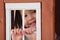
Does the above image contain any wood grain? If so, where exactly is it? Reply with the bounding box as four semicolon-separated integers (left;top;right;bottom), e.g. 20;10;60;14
0;0;4;40
42;0;55;40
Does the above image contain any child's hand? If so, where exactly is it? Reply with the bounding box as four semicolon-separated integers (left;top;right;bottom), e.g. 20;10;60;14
24;27;36;40
11;28;22;40
24;26;36;34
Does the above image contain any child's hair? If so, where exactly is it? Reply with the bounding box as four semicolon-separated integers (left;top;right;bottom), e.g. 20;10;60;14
11;10;22;29
14;10;22;28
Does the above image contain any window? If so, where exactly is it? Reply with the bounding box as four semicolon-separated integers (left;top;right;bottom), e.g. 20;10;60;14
5;3;41;40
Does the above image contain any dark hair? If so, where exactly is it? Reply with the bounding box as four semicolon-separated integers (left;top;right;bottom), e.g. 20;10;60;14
14;10;22;28
11;10;22;29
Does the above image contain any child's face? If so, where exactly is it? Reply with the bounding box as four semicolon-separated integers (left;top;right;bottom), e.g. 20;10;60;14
24;10;36;28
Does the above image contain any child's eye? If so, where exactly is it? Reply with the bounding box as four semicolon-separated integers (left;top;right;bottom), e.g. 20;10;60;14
25;15;27;17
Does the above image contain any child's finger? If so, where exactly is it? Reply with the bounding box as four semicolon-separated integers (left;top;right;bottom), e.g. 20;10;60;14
19;29;22;35
24;28;32;34
11;29;14;35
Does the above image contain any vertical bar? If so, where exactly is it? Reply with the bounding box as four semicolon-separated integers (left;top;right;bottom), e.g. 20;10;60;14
6;10;11;40
22;10;24;40
36;9;41;40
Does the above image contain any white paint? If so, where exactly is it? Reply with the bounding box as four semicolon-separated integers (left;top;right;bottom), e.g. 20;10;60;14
5;3;41;40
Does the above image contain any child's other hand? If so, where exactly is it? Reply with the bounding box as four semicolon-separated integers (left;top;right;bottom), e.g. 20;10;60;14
24;26;36;34
24;27;36;40
11;28;22;40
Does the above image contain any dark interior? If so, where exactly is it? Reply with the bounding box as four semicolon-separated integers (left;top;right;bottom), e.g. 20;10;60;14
55;0;60;36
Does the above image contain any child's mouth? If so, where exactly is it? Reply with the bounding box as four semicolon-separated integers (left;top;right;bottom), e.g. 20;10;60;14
24;20;36;28
29;20;36;27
